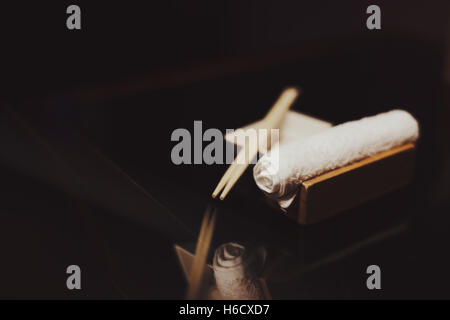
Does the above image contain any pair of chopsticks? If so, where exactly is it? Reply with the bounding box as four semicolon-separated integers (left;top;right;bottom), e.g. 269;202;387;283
212;87;300;200
186;205;217;299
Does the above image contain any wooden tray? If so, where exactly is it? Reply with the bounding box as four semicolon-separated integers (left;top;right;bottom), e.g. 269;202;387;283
282;143;416;225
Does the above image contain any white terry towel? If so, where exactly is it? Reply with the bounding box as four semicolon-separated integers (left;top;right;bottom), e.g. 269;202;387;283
253;109;419;209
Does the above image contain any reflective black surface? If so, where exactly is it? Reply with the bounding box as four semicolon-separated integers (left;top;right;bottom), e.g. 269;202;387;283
0;1;449;299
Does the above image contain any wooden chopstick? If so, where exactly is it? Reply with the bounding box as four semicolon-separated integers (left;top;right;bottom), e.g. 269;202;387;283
186;206;217;299
212;87;299;200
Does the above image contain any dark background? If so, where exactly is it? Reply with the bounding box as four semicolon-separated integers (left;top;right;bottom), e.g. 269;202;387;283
0;1;449;298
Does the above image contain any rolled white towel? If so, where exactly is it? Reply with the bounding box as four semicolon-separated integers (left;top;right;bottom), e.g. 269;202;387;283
253;109;419;209
213;242;265;300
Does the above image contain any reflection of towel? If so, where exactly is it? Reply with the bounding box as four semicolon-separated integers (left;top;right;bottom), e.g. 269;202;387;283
213;243;265;300
254;109;419;209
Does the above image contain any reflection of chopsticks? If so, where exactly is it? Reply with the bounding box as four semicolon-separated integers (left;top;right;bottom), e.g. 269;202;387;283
186;205;217;299
212;87;300;200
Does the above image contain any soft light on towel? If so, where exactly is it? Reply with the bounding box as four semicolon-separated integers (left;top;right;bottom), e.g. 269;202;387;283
253;109;419;209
